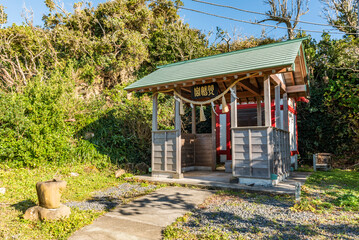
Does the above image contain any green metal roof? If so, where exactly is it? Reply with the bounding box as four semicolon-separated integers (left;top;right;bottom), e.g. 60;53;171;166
125;37;307;91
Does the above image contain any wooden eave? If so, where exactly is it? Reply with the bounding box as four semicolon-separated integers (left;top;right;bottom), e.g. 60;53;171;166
129;43;309;102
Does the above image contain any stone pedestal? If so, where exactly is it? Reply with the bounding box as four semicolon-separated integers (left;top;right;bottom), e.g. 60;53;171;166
24;204;71;221
24;179;71;221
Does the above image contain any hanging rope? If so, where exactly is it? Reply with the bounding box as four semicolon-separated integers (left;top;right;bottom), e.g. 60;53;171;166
172;73;258;105
157;73;259;120
211;102;218;116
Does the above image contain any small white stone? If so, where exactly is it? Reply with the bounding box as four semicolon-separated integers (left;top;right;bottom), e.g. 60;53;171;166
0;187;5;194
84;132;94;140
70;172;79;177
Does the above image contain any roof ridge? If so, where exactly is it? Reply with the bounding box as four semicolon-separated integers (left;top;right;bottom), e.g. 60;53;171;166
158;37;308;69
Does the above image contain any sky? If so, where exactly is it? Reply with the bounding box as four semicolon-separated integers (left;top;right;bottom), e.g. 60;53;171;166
0;0;344;41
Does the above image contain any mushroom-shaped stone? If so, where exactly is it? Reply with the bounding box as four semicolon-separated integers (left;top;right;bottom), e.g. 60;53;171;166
36;179;67;209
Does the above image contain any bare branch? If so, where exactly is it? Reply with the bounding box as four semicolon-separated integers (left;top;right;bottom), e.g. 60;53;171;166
321;0;358;35
261;0;309;39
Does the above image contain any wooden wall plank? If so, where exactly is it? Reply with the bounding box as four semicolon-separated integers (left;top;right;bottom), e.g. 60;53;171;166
194;134;214;166
248;129;252;177
164;132;168;171
181;134;195;167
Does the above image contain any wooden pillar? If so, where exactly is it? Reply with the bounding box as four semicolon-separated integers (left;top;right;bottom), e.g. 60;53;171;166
283;93;289;174
275;85;281;129
174;89;182;178
151;93;158;176
192;107;196;134
211;109;216;171
256;97;262;126
152;93;158;131
264;76;271;126
283;93;289;131
230;85;237;128
230;86;237;177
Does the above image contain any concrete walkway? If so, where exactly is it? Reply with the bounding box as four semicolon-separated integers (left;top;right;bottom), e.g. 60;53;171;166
69;187;213;240
136;171;311;195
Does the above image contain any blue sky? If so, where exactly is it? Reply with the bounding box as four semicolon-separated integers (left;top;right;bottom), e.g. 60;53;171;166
1;0;343;41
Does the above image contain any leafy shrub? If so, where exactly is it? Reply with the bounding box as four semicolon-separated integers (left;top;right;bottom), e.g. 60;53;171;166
334;192;359;211
0;73;76;167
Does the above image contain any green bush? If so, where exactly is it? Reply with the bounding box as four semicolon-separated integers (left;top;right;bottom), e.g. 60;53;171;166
0;73;76;167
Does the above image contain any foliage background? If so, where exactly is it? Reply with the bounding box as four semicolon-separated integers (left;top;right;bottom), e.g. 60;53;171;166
0;0;357;169
298;34;358;166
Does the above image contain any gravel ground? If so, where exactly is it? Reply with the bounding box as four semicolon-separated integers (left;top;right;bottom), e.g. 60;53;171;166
166;192;359;240
65;182;158;211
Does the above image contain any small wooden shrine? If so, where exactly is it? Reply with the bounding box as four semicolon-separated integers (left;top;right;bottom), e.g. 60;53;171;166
125;38;309;186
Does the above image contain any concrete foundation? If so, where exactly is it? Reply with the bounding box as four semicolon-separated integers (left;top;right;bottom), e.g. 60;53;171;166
137;171;312;195
151;172;183;179
238;178;275;186
182;166;212;172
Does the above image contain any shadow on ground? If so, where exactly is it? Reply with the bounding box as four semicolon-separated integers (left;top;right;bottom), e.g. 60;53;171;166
117;191;196;216
11;199;36;213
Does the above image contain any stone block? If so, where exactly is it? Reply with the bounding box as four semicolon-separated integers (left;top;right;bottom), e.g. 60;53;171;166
135;162;150;174
36;180;67;209
115;169;126;178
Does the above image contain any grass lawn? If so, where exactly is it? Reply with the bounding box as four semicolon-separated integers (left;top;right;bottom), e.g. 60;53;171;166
0;163;146;239
294;169;359;212
1;166;358;239
163;169;359;240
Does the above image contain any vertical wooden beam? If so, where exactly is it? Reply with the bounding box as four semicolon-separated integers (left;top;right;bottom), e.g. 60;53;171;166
230;86;237;128
275;85;281;129
264;76;271;126
152;93;158;131
191;106;196;167
192;107;196;134
230;86;237;177
151;93;158;175
283;93;289;131
174;89;182;178
283;93;289;175
256;97;262;126
211;110;217;171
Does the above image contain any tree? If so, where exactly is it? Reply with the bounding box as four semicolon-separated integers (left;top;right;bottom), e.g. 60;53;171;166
297;33;359;165
260;0;309;39
138;0;214;76
214;28;284;53
0;4;7;28
321;0;358;36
